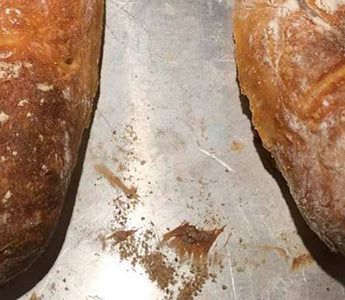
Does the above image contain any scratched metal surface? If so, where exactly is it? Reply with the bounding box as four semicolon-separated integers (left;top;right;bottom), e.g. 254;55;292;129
14;0;345;299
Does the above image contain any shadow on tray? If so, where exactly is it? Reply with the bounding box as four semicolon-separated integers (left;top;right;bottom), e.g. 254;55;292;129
240;93;345;286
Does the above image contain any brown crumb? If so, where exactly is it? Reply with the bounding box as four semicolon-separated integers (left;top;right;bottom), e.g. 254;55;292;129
98;234;107;251
163;222;224;263
94;165;138;199
117;234;138;263
177;177;183;182
177;263;209;300
231;141;244;152
222;284;227;290
107;230;137;247
29;292;42;300
115;229;177;292
118;163;126;171
291;253;314;271
140;252;177;290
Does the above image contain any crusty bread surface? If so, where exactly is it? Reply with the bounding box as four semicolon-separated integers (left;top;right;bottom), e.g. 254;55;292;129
234;0;345;253
0;0;103;283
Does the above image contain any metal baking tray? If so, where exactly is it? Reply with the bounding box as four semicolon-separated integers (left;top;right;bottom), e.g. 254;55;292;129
1;0;345;299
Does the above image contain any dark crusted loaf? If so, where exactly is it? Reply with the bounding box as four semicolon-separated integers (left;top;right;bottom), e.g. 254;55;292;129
0;0;103;283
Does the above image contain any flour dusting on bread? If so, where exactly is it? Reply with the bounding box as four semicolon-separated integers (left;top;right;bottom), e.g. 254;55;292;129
314;0;344;13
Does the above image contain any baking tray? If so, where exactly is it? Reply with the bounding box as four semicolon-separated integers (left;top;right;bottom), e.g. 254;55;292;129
1;0;345;299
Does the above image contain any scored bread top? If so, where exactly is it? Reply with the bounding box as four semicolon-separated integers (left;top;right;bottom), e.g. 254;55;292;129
234;0;345;252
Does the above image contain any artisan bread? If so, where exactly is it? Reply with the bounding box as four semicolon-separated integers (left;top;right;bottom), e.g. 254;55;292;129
233;0;345;253
0;1;103;283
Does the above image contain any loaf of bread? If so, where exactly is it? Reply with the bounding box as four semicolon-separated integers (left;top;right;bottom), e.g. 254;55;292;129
234;0;345;253
0;1;103;283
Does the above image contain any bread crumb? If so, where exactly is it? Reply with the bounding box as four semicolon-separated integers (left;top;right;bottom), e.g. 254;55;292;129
231;141;244;152
291;253;314;271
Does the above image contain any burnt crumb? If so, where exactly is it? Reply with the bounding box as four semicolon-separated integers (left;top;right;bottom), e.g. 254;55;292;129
222;284;227;290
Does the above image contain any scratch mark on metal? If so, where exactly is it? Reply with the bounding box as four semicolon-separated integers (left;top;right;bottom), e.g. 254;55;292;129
59;247;72;259
98;109;116;133
105;23;124;46
226;245;238;300
114;2;148;32
146;70;163;93
302;269;309;300
223;231;232;248
198;147;235;173
248;266;256;300
237;206;255;240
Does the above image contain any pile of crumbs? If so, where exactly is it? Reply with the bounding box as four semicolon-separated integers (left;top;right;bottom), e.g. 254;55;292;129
99;217;225;299
95;126;226;299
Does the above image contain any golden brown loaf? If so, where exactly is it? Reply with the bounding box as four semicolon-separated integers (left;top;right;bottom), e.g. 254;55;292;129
0;1;103;283
233;0;345;253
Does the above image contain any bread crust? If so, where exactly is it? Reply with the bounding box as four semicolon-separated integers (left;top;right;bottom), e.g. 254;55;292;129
234;0;345;253
0;0;103;283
